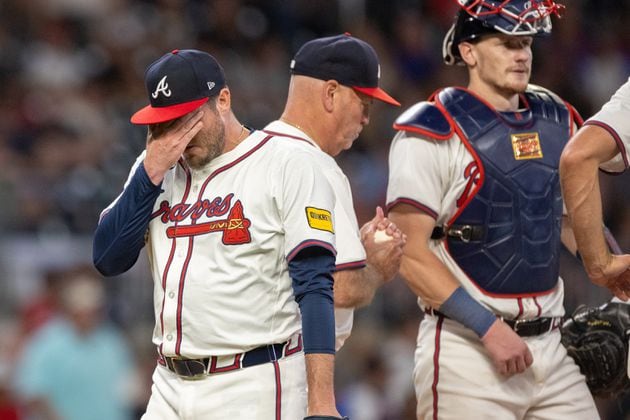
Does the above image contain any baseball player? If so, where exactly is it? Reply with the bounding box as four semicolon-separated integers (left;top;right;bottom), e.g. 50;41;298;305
560;77;630;299
386;1;600;418
262;34;406;352
93;49;344;419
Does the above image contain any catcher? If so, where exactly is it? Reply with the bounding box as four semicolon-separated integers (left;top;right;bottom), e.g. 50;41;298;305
386;0;601;418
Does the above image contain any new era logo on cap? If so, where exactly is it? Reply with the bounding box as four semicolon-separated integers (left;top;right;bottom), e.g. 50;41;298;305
290;33;400;106
131;49;226;125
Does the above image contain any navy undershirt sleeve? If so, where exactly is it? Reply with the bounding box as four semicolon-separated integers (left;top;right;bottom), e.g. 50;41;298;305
93;162;162;276
288;247;336;355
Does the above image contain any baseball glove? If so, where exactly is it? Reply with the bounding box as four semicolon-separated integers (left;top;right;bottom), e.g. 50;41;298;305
561;302;630;398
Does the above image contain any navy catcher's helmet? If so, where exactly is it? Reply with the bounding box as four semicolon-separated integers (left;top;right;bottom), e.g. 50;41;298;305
443;0;564;65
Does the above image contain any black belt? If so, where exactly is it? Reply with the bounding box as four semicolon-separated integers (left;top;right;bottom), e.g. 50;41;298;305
431;225;485;242
160;334;302;378
502;317;561;337
425;308;560;337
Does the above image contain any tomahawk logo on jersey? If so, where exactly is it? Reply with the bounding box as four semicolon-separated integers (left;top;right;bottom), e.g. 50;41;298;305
157;195;252;245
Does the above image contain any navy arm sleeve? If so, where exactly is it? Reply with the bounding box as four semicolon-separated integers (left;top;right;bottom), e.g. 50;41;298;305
288;246;336;355
93;162;162;276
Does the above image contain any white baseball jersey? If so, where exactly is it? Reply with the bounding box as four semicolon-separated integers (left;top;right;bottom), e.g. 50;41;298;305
103;129;336;358
387;129;565;320
584;76;630;173
264;120;366;350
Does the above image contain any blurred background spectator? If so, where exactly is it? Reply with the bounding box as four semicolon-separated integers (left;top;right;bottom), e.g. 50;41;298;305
11;265;141;420
13;266;138;420
0;1;628;418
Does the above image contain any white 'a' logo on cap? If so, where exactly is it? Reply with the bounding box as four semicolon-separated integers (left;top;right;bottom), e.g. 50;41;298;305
377;64;381;80
152;76;172;99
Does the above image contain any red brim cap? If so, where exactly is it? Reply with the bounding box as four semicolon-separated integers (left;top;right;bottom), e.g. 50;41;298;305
353;86;400;107
130;97;209;125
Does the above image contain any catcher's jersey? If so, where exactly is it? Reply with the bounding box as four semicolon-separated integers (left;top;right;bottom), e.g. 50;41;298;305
387;100;567;320
585;76;630;173
264;121;366;350
105;130;336;358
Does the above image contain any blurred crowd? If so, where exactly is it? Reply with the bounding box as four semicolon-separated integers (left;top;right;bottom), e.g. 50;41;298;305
1;0;630;419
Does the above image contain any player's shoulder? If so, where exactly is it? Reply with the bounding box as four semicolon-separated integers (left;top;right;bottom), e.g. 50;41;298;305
264;131;317;155
611;77;630;99
393;88;454;141
256;130;328;172
263;128;333;160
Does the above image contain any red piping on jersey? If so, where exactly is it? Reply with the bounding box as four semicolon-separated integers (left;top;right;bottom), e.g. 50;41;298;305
432;316;444;420
159;160;191;357
274;360;282;420
285;334;303;356
335;260;367;271
175;236;194;354
170;136;274;355
392;87;453;141
516;298;524;319
583;120;629;171
209;354;242;373
392;122;453;140
159;241;177;356
197;135;275;194
262;129;314;146
386;197;439;220
533;296;542;317
434;90;486;225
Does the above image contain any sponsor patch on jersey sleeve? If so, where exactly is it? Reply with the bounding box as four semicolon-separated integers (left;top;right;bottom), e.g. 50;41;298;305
305;207;334;233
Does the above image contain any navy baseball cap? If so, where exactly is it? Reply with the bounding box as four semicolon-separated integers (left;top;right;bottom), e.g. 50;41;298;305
131;49;226;125
290;33;400;106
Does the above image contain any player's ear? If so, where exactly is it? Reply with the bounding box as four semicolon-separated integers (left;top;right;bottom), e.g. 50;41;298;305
322;80;339;113
215;87;231;113
459;42;477;66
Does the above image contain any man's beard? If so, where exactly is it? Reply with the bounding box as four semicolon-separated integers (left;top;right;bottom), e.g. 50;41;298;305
186;118;226;169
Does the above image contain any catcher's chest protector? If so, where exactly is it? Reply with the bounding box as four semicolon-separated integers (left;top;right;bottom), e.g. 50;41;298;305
438;86;571;295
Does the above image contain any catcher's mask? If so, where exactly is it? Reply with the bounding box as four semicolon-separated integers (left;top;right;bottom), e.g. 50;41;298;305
442;0;564;66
